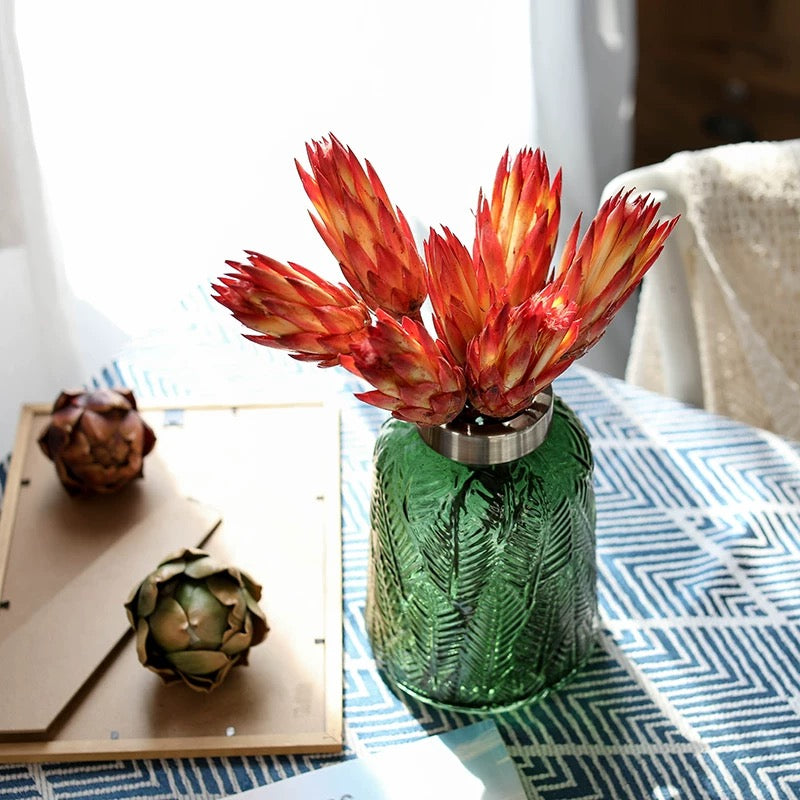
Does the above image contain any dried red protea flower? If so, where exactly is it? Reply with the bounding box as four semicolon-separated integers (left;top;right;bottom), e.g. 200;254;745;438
424;226;491;365
212;251;370;366
553;188;679;360
214;137;678;426
466;282;580;419
339;311;467;426
475;147;561;305
297;134;428;319
38;387;156;496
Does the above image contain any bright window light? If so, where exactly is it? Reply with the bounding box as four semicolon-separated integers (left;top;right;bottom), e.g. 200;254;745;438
15;1;533;336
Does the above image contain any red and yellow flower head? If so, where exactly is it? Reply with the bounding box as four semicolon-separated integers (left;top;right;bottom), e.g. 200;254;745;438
213;136;677;426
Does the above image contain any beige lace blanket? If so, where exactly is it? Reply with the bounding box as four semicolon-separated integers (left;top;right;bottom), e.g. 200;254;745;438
628;139;800;440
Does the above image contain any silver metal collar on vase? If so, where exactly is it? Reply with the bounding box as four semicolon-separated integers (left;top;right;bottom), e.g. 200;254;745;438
417;385;554;466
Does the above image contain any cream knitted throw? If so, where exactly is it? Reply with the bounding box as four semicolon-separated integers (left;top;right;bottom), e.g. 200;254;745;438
626;140;800;440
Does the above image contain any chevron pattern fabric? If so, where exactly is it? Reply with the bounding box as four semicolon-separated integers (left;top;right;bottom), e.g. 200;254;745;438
2;349;800;798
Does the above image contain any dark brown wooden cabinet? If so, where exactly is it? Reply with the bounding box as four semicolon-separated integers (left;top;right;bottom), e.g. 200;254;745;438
634;0;800;166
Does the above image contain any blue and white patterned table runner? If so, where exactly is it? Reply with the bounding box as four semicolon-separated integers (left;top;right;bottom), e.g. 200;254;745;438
2;321;799;799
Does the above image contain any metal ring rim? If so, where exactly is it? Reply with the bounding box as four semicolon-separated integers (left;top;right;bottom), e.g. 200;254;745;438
417;385;554;466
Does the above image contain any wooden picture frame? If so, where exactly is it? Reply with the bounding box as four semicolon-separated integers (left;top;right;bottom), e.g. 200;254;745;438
0;401;343;762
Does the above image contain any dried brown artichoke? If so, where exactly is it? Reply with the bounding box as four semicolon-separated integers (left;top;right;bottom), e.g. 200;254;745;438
38;387;156;496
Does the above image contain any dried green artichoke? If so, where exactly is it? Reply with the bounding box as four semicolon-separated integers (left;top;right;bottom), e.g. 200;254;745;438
38;387;156;496
125;548;269;692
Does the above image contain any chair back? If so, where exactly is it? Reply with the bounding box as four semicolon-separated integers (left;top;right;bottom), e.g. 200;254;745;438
603;141;800;439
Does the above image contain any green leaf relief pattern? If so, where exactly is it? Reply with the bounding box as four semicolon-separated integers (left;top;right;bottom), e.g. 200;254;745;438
366;396;598;712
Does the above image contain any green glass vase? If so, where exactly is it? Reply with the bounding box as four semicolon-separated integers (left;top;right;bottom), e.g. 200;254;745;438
365;389;598;713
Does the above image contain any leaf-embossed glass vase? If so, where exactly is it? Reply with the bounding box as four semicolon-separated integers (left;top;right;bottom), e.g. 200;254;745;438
366;387;598;713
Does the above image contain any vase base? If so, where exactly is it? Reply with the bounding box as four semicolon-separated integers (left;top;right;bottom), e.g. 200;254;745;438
377;638;598;716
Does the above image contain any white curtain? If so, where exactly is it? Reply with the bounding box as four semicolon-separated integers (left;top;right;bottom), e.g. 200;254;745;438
531;0;638;376
0;1;84;462
0;0;638;459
